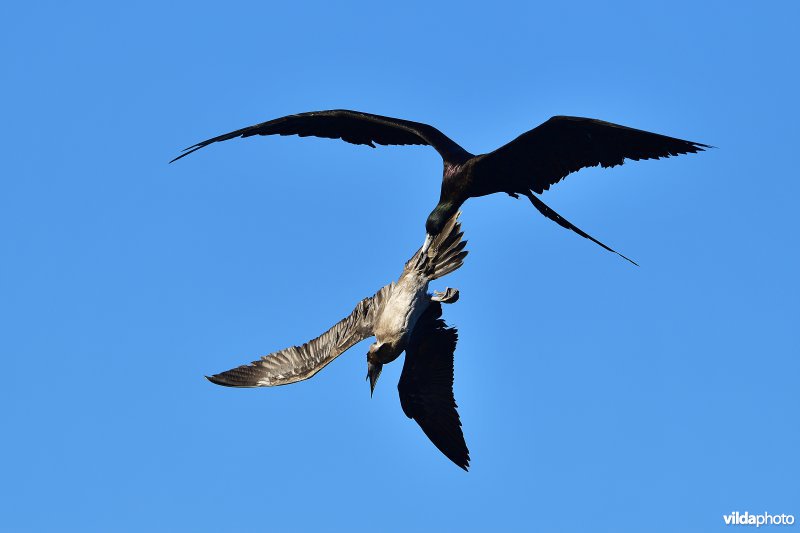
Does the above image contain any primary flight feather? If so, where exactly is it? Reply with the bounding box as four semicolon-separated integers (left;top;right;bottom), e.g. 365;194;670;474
173;109;708;264
207;213;470;470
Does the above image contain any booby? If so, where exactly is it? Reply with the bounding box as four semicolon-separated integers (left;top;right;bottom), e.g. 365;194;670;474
173;110;708;264
207;213;471;470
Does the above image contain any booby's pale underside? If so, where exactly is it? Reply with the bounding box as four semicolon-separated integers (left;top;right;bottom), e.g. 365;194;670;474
207;214;471;470
172;110;709;265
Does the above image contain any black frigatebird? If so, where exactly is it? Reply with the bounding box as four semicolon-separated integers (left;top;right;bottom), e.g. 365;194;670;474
172;110;708;264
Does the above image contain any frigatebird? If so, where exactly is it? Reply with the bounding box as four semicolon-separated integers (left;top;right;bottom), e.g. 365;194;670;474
207;213;471;470
172;110;708;264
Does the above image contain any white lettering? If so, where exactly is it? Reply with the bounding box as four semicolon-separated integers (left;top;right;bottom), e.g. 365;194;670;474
722;511;795;526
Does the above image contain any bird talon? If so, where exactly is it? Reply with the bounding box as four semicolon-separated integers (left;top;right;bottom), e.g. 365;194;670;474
432;287;460;303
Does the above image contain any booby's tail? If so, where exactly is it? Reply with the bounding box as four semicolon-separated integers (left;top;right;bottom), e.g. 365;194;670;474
407;212;468;280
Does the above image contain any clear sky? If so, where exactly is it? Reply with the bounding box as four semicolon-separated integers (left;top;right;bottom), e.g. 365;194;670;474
2;1;798;532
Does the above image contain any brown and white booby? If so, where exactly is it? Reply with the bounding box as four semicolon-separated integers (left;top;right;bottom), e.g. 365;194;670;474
207;213;470;470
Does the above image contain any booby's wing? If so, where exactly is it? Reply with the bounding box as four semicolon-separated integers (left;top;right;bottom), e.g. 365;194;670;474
398;302;469;471
207;285;392;388
171;109;469;164
476;115;709;194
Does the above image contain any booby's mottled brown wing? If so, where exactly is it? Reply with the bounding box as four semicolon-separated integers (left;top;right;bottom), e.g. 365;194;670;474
207;285;392;388
171;109;468;163
476;115;709;194
398;302;469;471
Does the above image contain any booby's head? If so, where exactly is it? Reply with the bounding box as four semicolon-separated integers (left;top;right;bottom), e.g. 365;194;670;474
425;202;456;236
366;342;389;396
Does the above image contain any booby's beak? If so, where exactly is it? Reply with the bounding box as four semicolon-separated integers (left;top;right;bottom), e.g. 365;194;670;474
367;361;383;397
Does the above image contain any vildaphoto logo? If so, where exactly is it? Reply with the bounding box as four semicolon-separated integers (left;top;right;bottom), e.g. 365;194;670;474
723;512;795;527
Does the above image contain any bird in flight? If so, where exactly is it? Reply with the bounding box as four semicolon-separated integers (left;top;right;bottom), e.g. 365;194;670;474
207;213;471;470
172;110;708;265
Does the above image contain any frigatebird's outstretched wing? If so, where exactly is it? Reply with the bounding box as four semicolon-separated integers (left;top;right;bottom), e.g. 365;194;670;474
476;115;710;194
398;302;469;471
171;109;469;164
207;285;392;388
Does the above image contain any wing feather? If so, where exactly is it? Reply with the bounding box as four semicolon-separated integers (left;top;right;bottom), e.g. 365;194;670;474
172;109;468;163
398;302;469;471
477;115;709;194
207;284;392;388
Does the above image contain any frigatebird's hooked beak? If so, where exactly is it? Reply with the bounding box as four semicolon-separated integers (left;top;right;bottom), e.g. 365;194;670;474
420;233;433;256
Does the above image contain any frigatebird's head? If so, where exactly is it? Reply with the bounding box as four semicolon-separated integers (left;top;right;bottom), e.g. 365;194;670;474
425;201;456;237
366;342;389;396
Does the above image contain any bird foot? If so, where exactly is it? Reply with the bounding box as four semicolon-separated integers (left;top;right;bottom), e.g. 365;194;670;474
432;287;459;304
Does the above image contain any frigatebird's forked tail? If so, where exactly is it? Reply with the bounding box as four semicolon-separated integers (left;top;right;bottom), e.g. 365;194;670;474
474;115;710;265
173;110;708;265
524;192;639;266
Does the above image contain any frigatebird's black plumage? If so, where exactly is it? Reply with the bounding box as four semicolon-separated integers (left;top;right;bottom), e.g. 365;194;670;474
173;110;708;264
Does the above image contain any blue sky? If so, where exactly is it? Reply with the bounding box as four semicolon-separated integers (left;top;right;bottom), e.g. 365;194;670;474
2;1;798;531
